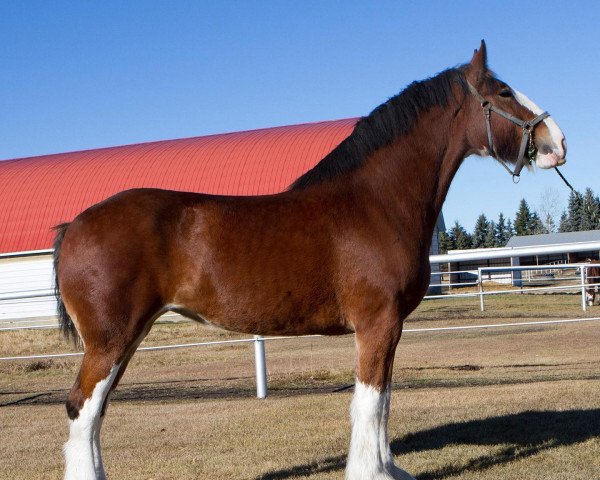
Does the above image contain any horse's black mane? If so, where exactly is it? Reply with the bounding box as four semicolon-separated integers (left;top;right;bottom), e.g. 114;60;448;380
290;66;469;190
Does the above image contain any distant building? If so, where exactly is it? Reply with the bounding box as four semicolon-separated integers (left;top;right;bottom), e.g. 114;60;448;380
506;230;600;286
506;230;600;264
438;230;600;288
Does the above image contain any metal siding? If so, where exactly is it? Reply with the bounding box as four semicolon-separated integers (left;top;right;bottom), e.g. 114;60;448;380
506;230;600;248
0;255;55;320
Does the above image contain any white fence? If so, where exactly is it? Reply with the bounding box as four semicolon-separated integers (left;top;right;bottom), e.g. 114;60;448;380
3;317;600;399
425;264;599;312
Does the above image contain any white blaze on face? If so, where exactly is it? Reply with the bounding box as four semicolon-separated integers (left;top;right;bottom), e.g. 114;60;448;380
513;90;566;169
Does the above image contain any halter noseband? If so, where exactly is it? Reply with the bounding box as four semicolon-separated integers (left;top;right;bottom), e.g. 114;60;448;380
467;81;550;182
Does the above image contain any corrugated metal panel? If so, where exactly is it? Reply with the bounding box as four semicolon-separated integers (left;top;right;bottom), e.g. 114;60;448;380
0;255;54;320
0;118;358;254
506;230;600;248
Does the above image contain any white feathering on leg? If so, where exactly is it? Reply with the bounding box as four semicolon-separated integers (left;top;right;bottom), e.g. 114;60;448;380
64;364;119;480
346;381;385;480
346;380;416;480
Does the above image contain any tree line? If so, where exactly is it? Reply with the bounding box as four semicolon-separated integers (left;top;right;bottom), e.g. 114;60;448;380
439;188;600;253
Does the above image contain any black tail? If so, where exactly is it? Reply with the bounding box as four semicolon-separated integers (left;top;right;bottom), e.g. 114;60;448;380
53;223;80;346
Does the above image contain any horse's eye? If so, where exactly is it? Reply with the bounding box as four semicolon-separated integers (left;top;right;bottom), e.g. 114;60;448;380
499;89;513;98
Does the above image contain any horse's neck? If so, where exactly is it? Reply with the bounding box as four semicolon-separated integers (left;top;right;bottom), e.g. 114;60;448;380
354;105;468;242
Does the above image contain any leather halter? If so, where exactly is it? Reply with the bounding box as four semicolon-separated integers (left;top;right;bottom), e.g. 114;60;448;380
467;81;550;181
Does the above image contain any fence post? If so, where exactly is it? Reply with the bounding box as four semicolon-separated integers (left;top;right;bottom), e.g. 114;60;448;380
478;268;485;311
580;266;587;312
254;335;268;398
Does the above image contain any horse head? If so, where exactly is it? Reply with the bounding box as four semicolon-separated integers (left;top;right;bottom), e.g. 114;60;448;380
463;40;566;175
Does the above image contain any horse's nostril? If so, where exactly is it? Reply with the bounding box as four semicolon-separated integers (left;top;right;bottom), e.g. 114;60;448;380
541;145;552;155
561;138;567;155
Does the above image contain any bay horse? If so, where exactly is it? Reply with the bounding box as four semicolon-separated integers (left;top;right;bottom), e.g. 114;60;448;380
585;259;600;306
54;41;566;480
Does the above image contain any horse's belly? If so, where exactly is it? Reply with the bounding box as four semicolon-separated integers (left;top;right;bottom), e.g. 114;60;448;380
177;287;350;337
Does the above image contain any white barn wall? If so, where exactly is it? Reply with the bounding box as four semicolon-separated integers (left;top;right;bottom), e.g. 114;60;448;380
0;254;55;320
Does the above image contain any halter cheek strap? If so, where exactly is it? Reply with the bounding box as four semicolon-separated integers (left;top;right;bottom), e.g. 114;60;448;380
467;81;549;181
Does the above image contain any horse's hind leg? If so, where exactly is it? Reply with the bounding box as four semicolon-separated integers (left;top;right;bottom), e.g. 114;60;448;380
64;348;124;480
346;306;415;480
65;317;154;480
90;341;144;479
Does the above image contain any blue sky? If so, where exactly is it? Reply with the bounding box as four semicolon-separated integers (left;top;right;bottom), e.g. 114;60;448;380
2;1;599;231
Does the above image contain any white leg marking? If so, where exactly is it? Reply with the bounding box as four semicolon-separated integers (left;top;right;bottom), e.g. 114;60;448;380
64;364;120;480
92;415;107;480
346;381;415;480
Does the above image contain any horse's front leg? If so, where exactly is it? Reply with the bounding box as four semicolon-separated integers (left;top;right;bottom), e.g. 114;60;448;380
345;307;415;480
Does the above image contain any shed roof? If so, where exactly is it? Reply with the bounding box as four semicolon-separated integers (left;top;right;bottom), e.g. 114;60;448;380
506;230;600;248
0;118;357;254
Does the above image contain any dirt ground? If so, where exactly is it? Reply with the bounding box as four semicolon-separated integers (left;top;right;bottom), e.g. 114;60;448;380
1;294;599;479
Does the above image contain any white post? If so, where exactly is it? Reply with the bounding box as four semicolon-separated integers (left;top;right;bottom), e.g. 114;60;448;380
580;266;587;312
478;268;485;311
254;335;268;399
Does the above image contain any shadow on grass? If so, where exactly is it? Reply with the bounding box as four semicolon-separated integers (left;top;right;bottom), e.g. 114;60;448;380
255;409;600;479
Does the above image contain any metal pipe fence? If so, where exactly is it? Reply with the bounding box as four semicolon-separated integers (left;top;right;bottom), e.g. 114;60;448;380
424;263;600;312
2;317;599;399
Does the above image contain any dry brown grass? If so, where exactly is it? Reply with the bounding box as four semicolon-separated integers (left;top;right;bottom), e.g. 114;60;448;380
1;295;599;479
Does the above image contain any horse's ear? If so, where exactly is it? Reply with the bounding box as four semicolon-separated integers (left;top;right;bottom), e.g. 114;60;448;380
466;40;488;85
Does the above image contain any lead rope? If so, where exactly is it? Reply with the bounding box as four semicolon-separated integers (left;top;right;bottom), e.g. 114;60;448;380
554;166;575;193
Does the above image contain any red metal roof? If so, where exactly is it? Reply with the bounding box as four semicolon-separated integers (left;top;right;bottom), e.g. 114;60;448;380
0;119;357;254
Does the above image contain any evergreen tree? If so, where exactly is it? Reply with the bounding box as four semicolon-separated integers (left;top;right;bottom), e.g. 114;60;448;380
558;210;569;233
581;188;600;231
484;221;497;248
506;218;514;241
564;190;583;232
472;214;489;248
438;231;453;254
514;199;533;236
449;220;472;250
529;212;547;234
495;213;510;246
